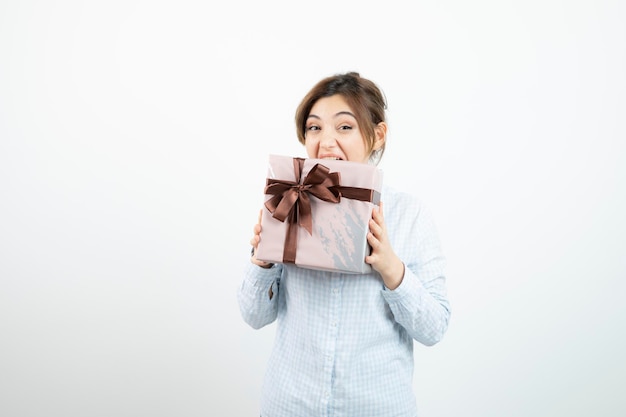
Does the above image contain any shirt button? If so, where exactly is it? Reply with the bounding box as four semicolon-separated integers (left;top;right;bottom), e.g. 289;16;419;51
332;288;339;294
331;321;337;327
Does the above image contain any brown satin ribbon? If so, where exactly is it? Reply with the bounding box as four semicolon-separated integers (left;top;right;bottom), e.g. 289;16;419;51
264;157;380;264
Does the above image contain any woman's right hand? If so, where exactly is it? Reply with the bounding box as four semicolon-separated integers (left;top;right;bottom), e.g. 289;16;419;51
250;209;273;268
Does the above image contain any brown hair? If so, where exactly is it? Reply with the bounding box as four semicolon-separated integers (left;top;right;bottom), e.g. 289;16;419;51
295;72;387;163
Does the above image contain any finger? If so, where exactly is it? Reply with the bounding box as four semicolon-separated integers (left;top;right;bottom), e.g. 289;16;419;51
372;205;384;224
369;218;383;237
367;231;380;248
364;248;379;265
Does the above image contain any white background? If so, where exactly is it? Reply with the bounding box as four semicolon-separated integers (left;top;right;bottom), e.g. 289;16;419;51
1;1;625;416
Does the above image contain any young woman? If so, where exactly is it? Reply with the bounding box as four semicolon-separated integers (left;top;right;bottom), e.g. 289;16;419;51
238;72;451;417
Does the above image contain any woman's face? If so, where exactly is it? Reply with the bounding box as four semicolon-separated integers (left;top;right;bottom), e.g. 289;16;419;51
304;95;375;163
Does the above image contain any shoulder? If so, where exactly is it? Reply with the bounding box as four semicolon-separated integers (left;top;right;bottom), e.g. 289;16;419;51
381;184;440;231
381;184;426;213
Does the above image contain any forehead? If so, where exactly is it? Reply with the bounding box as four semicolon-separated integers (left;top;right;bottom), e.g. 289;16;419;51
309;95;354;117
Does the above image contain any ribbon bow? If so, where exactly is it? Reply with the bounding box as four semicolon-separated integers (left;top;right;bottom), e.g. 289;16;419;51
265;158;341;235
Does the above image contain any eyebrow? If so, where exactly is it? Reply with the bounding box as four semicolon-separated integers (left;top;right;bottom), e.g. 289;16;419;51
307;111;357;120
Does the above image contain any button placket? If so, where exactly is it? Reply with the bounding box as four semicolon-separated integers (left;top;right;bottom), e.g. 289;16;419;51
321;277;342;409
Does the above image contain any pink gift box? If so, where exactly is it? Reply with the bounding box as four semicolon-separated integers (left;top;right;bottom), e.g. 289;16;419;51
256;155;383;274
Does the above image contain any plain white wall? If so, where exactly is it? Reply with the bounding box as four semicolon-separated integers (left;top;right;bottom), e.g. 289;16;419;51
1;1;624;416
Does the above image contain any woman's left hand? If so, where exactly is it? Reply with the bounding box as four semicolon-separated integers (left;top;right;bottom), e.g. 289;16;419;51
365;201;405;290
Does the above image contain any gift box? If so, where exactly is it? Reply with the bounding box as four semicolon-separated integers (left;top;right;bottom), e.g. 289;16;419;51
256;154;383;274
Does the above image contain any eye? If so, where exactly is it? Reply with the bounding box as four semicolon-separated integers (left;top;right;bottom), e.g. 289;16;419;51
307;125;320;131
338;125;353;130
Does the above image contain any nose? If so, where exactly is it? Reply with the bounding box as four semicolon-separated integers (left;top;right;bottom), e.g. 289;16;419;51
320;130;337;149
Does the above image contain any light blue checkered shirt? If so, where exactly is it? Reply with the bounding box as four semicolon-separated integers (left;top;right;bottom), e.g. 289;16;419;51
238;185;450;417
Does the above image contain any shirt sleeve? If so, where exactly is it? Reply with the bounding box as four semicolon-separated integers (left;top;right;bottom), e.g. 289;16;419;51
381;200;451;346
237;261;282;329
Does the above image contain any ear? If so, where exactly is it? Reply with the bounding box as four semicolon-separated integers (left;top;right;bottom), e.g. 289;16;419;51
372;122;387;151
